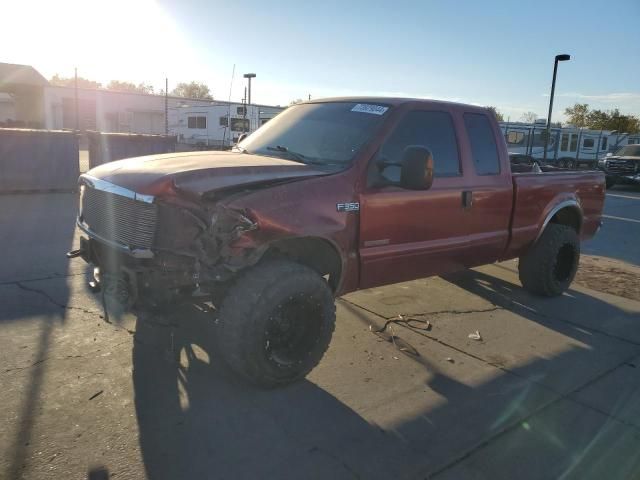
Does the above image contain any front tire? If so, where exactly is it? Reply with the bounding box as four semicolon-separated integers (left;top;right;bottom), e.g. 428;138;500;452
605;177;616;189
215;259;336;388
518;224;580;297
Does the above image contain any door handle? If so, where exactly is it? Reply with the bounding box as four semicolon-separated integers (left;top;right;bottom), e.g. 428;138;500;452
462;191;473;209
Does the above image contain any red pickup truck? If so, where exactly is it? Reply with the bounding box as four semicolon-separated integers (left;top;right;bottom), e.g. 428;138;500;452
69;97;605;387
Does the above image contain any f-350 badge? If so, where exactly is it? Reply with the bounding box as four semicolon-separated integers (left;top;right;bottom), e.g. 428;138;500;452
336;202;360;212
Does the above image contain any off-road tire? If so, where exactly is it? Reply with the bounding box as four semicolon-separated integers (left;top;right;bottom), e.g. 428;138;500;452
518;224;580;297
215;259;336;388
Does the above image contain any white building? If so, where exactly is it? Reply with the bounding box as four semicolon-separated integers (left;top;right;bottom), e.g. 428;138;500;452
41;85;213;134
0;62;285;138
0;93;15;125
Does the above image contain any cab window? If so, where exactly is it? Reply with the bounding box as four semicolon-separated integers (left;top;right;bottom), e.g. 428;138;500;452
373;110;460;184
464;113;500;175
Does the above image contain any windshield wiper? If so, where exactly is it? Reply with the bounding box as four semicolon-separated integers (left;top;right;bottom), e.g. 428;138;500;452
266;145;307;164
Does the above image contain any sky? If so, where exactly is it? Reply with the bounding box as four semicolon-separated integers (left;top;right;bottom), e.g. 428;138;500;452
2;0;639;121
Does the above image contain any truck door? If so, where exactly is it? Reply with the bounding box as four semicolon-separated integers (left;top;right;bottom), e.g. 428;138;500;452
359;108;472;289
459;112;513;267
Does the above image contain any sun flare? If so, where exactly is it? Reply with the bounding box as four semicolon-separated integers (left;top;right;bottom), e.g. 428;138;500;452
2;0;195;86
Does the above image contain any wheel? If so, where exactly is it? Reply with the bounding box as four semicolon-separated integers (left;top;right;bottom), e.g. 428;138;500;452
605;177;616;189
518;224;580;297
215;259;336;388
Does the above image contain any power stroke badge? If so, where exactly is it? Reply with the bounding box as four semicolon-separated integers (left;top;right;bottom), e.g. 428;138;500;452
337;202;360;212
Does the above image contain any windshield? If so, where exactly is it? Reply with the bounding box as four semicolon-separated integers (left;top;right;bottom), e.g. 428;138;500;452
236;102;390;167
613;145;640;156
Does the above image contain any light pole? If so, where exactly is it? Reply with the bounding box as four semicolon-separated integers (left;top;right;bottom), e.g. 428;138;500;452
243;73;256;134
243;73;256;106
543;54;571;164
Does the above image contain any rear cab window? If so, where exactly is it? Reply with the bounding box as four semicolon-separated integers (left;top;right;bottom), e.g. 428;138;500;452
464;113;500;175
373;110;461;184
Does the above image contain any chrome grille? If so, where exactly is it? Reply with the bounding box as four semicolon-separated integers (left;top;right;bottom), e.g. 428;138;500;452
81;186;157;249
607;160;637;175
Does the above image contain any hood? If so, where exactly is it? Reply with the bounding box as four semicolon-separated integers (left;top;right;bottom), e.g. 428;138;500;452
608;155;640;161
86;151;327;197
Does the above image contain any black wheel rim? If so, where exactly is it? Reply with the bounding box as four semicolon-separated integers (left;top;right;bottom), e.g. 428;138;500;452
554;243;576;282
264;294;323;368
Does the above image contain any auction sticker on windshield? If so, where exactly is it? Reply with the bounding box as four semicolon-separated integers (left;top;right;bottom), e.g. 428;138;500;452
351;104;389;115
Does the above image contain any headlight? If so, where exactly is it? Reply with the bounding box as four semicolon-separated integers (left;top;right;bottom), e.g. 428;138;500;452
597;159;607;168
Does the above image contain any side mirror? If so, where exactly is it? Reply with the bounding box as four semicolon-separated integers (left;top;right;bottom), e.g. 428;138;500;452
400;146;434;190
606;152;612;157
237;133;248;144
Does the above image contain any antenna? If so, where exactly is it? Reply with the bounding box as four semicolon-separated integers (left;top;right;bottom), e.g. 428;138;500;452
224;64;235;147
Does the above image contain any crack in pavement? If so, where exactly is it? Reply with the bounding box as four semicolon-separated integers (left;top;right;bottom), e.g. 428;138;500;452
13;281;136;336
3;340;131;374
340;298;503;320
0;271;86;287
15;281;104;318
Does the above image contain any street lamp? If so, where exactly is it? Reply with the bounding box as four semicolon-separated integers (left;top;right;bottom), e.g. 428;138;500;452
243;73;256;135
543;54;571;164
243;73;256;105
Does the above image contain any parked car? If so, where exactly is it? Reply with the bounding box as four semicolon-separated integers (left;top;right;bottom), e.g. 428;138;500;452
68;97;605;388
598;144;640;188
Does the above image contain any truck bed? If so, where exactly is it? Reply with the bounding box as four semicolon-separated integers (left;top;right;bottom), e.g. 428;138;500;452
504;170;605;259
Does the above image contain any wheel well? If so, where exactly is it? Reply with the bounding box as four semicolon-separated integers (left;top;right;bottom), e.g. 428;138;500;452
549;206;581;233
262;237;343;292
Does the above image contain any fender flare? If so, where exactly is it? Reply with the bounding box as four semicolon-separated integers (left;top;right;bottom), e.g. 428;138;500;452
535;199;583;243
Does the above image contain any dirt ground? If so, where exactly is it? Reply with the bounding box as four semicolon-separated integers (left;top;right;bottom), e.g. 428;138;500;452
576;255;640;301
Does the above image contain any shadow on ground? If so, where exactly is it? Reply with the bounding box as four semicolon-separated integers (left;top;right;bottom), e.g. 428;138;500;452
0;193;78;480
129;268;640;479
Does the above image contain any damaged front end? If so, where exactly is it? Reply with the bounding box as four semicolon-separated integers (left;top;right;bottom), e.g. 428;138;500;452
68;175;261;312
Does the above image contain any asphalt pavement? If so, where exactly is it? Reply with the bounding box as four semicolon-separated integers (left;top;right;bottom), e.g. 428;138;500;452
0;188;639;480
583;184;640;265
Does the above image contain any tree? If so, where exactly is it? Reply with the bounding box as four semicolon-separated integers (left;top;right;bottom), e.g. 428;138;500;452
606;109;640;133
106;80;154;94
486;106;504;122
564;103;589;127
520;111;538;123
585;109;610;130
50;74;101;89
289;98;304;106
563;103;640;133
171;81;212;100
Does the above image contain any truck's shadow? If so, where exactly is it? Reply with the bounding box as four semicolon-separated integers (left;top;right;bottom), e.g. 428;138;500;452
131;304;406;479
132;270;640;479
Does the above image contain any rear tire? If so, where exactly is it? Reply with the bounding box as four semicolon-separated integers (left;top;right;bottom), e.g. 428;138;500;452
215;259;336;388
518;224;580;297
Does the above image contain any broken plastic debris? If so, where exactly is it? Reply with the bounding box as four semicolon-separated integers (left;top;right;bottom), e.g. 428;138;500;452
468;330;482;341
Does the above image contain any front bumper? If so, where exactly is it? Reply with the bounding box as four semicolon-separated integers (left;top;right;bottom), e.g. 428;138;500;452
615;173;640;185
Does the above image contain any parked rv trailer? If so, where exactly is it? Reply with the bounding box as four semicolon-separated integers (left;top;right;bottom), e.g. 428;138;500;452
173;103;285;149
499;121;640;168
